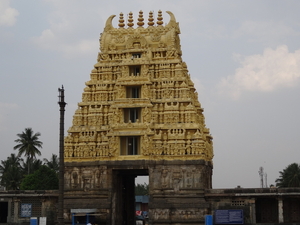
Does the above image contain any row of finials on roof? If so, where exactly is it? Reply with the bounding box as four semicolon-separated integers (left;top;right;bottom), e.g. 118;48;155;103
118;10;165;27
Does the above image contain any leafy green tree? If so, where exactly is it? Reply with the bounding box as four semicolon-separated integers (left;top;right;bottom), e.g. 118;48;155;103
43;154;59;174
276;163;300;187
0;154;23;190
20;165;58;190
13;128;43;174
21;158;43;175
31;159;43;171
135;183;149;195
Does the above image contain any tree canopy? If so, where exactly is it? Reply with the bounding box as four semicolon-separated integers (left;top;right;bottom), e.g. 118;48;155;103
43;154;59;174
276;163;300;188
20;165;58;190
135;182;149;195
13;128;43;174
0;154;23;190
0;127;59;190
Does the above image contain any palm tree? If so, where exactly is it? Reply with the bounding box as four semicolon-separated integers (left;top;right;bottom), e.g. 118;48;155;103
13;128;43;174
21;158;43;175
43;154;59;174
0;154;23;190
276;163;300;187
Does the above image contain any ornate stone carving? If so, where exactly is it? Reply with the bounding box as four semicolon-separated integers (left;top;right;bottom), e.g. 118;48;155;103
150;208;204;221
63;11;214;225
64;10;213;163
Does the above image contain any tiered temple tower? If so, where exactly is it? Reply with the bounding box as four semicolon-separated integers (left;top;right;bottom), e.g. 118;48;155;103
64;11;213;225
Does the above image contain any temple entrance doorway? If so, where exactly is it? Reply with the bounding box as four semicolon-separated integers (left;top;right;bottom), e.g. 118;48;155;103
113;169;148;225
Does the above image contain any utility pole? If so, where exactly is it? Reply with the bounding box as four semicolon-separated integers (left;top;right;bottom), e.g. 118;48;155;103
58;86;66;225
258;167;264;188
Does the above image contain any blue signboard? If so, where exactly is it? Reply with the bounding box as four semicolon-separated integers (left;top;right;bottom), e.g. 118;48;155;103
21;203;32;217
215;210;243;224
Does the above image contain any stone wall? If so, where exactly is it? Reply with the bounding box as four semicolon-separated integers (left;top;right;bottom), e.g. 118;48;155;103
63;159;212;225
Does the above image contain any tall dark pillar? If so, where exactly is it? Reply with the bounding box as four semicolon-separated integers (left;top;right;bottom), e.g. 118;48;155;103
58;86;66;225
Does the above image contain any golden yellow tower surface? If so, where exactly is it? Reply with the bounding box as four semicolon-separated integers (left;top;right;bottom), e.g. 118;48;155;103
64;11;213;162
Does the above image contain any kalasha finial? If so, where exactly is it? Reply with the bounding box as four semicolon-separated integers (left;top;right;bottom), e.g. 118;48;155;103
127;12;134;28
137;10;144;27
148;11;154;26
157;10;163;26
118;12;125;28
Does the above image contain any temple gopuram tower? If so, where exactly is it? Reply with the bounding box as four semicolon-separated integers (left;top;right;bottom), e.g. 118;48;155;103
64;11;213;225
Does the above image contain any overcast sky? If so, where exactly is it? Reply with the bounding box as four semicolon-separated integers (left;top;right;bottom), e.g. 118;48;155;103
1;0;300;188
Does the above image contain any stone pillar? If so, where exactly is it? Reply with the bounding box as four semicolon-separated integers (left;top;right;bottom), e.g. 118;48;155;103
249;199;256;224
278;197;284;223
13;198;19;223
7;199;12;223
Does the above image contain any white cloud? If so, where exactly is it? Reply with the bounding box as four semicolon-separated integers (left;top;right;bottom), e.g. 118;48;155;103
0;0;19;27
218;45;300;99
192;77;205;96
32;28;97;58
31;1;100;58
